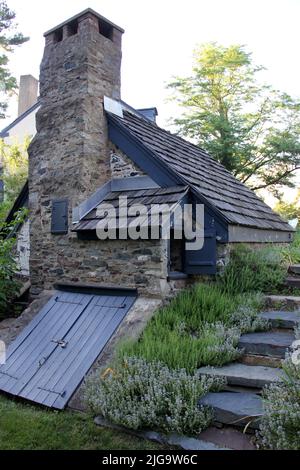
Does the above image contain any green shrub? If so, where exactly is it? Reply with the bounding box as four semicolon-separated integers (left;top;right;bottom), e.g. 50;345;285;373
218;244;286;294
118;286;264;372
84;356;225;435
120;322;242;372
227;293;269;333
280;230;300;265
259;353;300;450
138;283;242;334
0;209;27;319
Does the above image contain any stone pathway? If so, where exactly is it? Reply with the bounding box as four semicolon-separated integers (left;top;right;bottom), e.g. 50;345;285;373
198;303;299;434
199;392;263;430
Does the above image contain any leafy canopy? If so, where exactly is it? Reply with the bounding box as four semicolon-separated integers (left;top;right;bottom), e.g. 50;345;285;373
274;190;300;224
0;1;29;118
168;43;300;193
0;136;29;222
0;207;27;318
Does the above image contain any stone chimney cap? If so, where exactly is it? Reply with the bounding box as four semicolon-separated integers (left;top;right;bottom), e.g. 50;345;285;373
44;8;125;37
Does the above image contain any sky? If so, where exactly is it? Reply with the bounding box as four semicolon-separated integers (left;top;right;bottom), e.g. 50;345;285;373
2;0;300;202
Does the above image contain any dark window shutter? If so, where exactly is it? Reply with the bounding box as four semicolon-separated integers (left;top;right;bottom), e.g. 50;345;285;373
51;199;68;234
184;230;216;275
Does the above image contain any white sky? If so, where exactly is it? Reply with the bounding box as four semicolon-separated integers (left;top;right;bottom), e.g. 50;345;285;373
2;0;300;203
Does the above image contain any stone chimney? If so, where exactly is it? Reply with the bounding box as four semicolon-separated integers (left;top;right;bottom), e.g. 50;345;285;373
28;9;124;293
18;75;39;116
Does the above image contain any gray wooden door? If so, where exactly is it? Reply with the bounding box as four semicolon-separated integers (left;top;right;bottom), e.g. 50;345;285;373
0;290;136;409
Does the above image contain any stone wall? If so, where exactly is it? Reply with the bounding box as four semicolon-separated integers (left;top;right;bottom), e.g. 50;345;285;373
32;235;169;298
110;143;145;179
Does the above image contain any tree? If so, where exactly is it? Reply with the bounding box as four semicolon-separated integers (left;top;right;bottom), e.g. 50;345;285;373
0;136;29;222
0;207;27;319
168;43;300;193
274;190;300;223
0;1;29;118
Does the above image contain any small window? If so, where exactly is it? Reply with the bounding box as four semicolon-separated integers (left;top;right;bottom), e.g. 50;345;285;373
51;199;68;234
67;20;78;37
54;28;63;43
98;19;113;40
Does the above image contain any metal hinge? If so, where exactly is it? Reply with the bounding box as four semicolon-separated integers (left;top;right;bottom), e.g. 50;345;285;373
51;339;68;348
95;303;127;309
54;296;83;305
37;387;66;397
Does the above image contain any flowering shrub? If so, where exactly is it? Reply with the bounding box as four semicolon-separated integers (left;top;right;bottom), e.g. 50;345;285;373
228;299;270;334
259;353;300;450
195;322;242;366
84;356;225;435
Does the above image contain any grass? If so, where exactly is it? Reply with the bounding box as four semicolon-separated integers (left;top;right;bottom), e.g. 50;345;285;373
0;395;166;450
118;283;264;372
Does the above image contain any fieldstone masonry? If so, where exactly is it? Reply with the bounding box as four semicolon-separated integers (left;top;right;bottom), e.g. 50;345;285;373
110;143;145;179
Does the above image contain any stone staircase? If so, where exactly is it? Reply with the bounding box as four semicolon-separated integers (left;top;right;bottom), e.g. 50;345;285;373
286;263;300;289
198;304;300;432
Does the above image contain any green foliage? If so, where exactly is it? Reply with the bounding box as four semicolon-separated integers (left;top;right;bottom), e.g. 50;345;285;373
168;43;300;193
280;230;300;265
0;208;27;318
0;396;162;450
218;244;287;294
227;294;269;334
0;1;29;118
274;191;300;224
85;356;225;435
0;137;29;222
120;322;241;372
259;353;300;450
118;284;264;372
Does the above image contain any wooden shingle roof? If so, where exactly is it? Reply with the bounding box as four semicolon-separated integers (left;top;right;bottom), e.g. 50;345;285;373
111;110;291;232
73;186;188;232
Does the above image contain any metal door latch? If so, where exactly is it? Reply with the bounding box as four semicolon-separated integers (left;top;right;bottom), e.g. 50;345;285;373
51;339;68;348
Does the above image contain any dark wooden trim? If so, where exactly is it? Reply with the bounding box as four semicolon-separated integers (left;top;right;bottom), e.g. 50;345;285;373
54;282;137;297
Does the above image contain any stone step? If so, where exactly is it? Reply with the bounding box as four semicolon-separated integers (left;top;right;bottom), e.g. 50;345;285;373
223;384;262;395
265;294;300;308
199;392;263;430
198;363;284;389
239;354;283;368
286;277;300;288
288;264;300;275
198;426;256;450
259;310;300;329
238;330;295;358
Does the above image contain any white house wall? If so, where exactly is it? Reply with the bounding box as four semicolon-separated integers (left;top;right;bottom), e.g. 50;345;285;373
3;106;39;145
16;219;30;276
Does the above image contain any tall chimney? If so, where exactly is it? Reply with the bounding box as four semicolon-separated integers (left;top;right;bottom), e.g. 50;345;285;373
28;9;124;293
18;75;39;116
